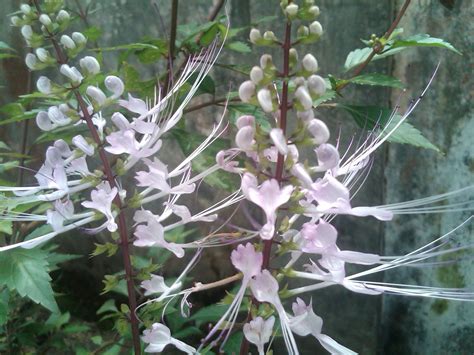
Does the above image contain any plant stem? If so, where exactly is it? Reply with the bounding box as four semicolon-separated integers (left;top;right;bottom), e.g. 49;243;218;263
164;0;179;95
31;1;141;353
339;0;411;90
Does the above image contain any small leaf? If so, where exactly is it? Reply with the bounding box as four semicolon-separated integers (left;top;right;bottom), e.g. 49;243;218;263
97;299;119;315
339;104;440;152
349;73;405;89
0;248;59;313
313;90;337;107
83;26;102;41
390;34;461;55
226;41;251;53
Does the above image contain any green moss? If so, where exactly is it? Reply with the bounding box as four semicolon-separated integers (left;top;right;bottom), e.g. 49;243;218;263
431;299;449;315
436;263;465;288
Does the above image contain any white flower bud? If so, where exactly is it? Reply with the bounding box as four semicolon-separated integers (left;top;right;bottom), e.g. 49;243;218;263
45;147;63;167
25;53;37;70
291;163;313;188
307;75;326;96
309;21;323;37
36;76;51;94
48;106;70;125
257;88;274;113
39;14;52;27
79;56;100;75
250;66;264;85
35;48;50;62
20;4;32;15
295;86;313;111
72;135;94;156
111;112;129;130
307;118;330;144
36;111;53;131
263;31;277;42
302;53;318;73
316;143;340;170
289;48;298;62
297;25;309;38
86;86;107;106
285;4;299;17
21;25;33;40
249;28;262;44
293;76;305;87
260;54;273;70
58;104;70;115
236;115;255;129
270;128;288;155
297;109;315;122
309;6;320;18
60;64;83;84
239;80;256;103
104;76;124;98
236;126;255;151
10;16;21;26
60;35;76;49
72;32;87;45
56;10;70;23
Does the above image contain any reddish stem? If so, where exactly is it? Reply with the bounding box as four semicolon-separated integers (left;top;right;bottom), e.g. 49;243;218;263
31;1;141;352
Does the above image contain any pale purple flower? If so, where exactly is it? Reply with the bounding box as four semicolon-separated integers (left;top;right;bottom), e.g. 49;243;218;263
242;173;294;239
142;323;195;354
141;274;179;296
81;182;118;232
243;316;275;355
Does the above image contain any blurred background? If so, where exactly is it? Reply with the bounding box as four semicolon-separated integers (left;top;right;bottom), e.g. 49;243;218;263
1;0;473;353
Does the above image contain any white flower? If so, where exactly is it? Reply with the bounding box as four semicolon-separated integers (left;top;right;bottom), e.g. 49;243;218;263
239;80;256;103
36;76;52;94
39;14;52;27
307;118;330;144
104;76;124;98
250;66;264;84
307;75;326;96
60;64;83;84
142;323;195;354
249;28;262;44
302;54;318;73
257;88;274;113
72;135;95;156
79;56;100;75
294;86;313;110
141;275;179;296
81;182;118;232
60;35;76;49
72;32;87;45
309;21;323;37
243;316;275;355
270;128;289;155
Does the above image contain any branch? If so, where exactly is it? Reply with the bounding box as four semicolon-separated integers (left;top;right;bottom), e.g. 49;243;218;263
164;0;179;95
339;0;411;90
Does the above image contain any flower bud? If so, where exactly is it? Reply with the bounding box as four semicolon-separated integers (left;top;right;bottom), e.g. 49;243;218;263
236;115;255;129
270;128;288;155
54;140;73;158
257;88;274;113
260;54;273;70
72;135;95;156
239;80;256;103
48;106;70;125
60;64;83;84
291;163;313;188
302;53;318;73
293;76;305;87
285;4;299;18
309;6;320;18
36;111;53;131
307;75;326;96
20;4;32;15
236;126;255;151
56;10;70;23
21;25;33;40
307;118;330;144
315;143;340;170
72;32;87;45
263;31;277;42
295;86;313;111
297;25;309;38
309;21;323;37
289;48;298;68
86;86;107;107
111;112;129;130
297;109;315;122
249;28;262;44
35;48;50;62
60;35;76;49
104;76;125;98
10;16;21;26
25;53;37;70
250;66;264;85
39;14;52;27
79;56;100;75
36;76;51;94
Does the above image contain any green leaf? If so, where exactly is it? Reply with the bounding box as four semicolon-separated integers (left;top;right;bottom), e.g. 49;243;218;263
226;41;251;53
0;41;15;51
0;288;9;326
0;248;59;313
171;129;239;192
344;47;404;71
83;26;102;41
222;331;244;354
227;103;271;132
339;104;440;152
97;299;119;315
190;304;229;326
390;34;461;55
349;73;405;89
313;90;337;107
186;73;215;96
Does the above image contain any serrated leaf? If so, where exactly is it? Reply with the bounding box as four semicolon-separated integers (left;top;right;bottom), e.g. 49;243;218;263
222;331;244;354
390;34;461;55
344;47;405;71
339;104;440;152
349;73;405;89
83;26;102;41
226;41;251;53
97;299;119;315
313;90;337;107
0;248;59;313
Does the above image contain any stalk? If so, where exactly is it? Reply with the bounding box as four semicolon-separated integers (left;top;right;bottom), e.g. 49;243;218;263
31;1;141;353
